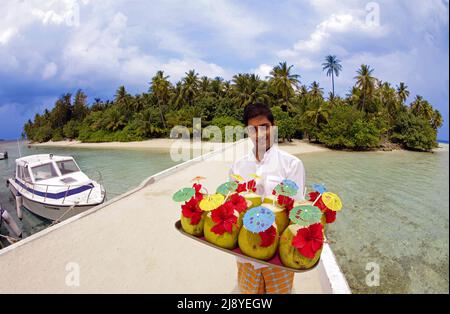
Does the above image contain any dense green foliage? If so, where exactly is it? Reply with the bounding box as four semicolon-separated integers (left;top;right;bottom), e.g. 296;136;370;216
23;60;443;152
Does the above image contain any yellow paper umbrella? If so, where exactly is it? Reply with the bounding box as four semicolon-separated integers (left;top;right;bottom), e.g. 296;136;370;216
321;192;343;212
249;173;261;180
230;174;244;182
199;194;225;212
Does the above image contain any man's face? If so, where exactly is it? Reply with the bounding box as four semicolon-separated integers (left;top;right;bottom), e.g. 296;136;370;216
247;115;274;152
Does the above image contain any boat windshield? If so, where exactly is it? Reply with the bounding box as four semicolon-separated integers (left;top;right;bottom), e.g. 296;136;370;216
56;160;80;175
31;163;59;182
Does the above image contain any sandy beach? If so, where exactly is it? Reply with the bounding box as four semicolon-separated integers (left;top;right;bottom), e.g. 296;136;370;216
29;138;330;155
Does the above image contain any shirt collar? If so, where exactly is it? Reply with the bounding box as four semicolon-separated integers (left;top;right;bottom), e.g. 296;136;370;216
249;144;278;163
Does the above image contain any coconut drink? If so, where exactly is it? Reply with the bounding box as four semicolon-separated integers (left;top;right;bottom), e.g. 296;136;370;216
238;206;279;261
262;180;299;234
202;194;242;249
307;184;343;230
279;223;324;269
230;173;262;209
173;181;207;237
259;202;289;235
217;181;251;225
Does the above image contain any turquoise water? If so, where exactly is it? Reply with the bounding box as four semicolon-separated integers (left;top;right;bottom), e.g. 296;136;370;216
0;141;181;246
298;145;449;294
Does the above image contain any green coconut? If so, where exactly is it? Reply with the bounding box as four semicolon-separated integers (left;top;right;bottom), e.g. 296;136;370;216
204;211;241;249
238;224;279;261
279;224;322;269
180;212;206;237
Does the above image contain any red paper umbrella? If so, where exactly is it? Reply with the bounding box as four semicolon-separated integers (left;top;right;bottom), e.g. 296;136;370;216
291;223;324;259
229;193;248;213
181;197;203;225
211;202;238;235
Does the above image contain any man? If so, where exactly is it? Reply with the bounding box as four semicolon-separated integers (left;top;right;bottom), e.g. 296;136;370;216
230;102;306;294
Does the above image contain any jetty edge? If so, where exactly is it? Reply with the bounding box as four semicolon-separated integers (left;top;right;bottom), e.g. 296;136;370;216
0;139;350;293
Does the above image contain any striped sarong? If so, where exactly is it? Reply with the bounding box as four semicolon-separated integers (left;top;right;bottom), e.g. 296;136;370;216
237;262;294;294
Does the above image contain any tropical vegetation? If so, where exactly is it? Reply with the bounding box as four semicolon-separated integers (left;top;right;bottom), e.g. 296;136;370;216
23;58;443;152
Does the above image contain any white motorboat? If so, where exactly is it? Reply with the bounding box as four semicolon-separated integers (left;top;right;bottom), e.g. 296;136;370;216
7;154;106;221
0;151;7;160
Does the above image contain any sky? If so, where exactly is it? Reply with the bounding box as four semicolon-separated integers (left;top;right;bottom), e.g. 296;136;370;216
0;0;448;140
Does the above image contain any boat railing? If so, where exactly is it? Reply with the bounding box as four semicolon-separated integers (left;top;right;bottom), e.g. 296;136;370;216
17;169;105;205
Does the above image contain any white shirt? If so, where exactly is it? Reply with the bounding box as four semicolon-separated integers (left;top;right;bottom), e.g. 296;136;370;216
230;144;306;269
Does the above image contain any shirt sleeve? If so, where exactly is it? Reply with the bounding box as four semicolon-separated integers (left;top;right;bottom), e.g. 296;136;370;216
287;158;306;201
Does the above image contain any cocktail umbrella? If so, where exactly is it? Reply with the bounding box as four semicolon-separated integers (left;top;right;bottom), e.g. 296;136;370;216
199;194;225;212
274;183;297;198
243;206;275;233
321;192;342;212
172;187;196;202
282;179;299;192
289;205;323;227
216;181;238;196
230;174;245;182
312;183;327;195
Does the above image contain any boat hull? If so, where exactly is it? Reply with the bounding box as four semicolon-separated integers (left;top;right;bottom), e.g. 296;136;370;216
8;179;104;221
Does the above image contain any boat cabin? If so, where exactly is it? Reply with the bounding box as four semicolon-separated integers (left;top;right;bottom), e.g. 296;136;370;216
15;154;90;186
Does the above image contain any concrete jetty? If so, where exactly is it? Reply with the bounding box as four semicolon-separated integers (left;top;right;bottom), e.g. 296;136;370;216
0;139;350;293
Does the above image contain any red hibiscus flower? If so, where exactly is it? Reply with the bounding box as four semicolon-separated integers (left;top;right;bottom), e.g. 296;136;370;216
291;223;324;259
181;197;203;225
247;180;257;192
236;182;247;193
229;193;248;213
259;225;277;247
308;192;327;212
277;195;294;211
192;183;203;199
211;202;238;235
324;209;336;224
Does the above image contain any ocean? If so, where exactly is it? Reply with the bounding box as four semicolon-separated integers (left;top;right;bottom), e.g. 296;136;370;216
298;145;449;293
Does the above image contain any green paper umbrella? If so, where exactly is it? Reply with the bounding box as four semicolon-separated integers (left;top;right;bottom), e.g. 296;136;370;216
274;183;297;197
216;181;238;196
172;187;195;202
289;205;323;227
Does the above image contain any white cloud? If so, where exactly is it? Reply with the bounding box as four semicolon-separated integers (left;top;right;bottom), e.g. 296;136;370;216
252;64;273;78
0;28;18;45
292;13;387;53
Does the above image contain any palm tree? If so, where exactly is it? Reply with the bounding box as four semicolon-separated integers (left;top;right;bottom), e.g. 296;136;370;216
431;110;443;130
200;76;210;94
322;55;342;97
354;64;376;113
232;73;269;107
181;69;200;107
309;81;324;100
269;62;300;110
411;95;433;121
396;82;410;104
150;70;171;128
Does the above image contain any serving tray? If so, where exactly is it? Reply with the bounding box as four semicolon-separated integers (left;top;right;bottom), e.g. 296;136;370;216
175;220;320;273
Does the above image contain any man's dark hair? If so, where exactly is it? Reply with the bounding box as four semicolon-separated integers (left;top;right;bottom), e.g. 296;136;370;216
243;103;274;126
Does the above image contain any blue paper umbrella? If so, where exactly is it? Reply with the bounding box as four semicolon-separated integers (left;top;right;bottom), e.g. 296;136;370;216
282;179;299;192
312;183;327;195
243;206;275;233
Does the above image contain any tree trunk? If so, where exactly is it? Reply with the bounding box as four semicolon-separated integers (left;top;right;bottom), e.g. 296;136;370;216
158;100;167;129
332;72;335;97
